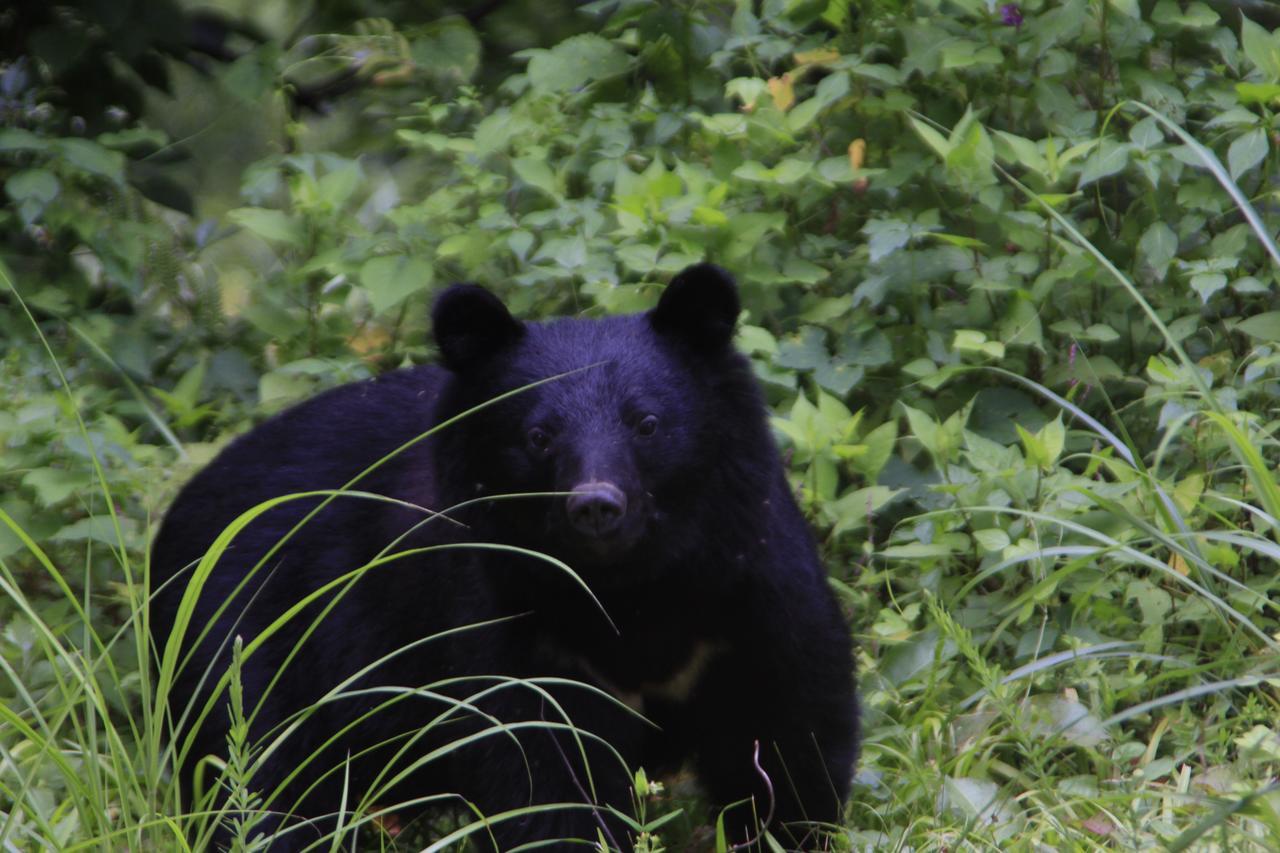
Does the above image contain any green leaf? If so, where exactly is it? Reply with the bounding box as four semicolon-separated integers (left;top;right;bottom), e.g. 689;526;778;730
512;157;559;198
526;35;631;94
852;420;898;481
776;326;829;371
994;130;1050;175
360;254;434;314
1039;417;1065;466
23;468;92;507
1235;311;1280;341
1235;82;1280;105
830;485;902;536
908;115;951;159
410;16;482;82
1138;222;1178;273
973;528;1011;552
1150;0;1218;28
1077;140;1131;188
939;777;1011;824
0;128;48;152
945;108;996;190
228;208;305;246
1228;128;1269;180
1016;422;1048;469
54;139;125;185
1108;0;1141;18
732;159;812;185
787;71;849;132
6;169;59;225
1190;272;1228;303
1241;17;1280;84
902;404;944;462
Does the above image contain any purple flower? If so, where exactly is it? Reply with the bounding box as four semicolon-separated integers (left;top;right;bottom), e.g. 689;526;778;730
1000;4;1023;27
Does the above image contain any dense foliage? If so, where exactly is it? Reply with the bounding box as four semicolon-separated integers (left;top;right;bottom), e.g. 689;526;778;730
5;0;1280;848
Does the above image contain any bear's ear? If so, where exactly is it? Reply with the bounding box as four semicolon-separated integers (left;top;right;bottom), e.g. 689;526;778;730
432;284;525;371
649;263;740;351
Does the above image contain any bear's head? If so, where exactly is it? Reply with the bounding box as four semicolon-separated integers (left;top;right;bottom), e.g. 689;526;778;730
431;264;770;576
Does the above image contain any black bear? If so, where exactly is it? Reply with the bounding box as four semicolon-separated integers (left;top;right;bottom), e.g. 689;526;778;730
151;263;858;851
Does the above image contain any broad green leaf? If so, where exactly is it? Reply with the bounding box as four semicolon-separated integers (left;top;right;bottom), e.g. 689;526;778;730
1235;82;1280;105
1190;272;1227;303
901;403;945;462
4;169;56;203
993;130;1049;175
1129;116;1163;149
1039;417;1065;466
22;469;92;507
360;254;434;314
1077;140;1131;188
974;528;1011;552
0;128;47;152
831;486;903;536
54;138;125;185
945;109;996;190
1241;17;1280;83
1150;0;1218;28
6;169;58;225
908;115;951;159
228;208;305;246
512;157;559;198
1227;128;1268;180
939;777;1011;824
852;420;898;481
1107;0;1140;18
787;71;849;132
733;159;811;185
526;35;631;94
1138;222;1178;273
1016;422;1048;469
1235;311;1280;341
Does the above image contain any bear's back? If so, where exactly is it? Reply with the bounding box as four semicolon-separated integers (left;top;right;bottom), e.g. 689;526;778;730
150;364;449;654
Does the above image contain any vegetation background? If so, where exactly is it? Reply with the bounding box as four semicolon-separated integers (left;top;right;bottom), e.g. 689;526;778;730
4;0;1280;848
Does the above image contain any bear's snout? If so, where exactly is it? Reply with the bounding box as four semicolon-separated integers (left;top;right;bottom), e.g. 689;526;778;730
566;481;628;537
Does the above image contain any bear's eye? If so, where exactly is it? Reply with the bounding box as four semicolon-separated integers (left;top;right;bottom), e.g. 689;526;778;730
636;415;659;437
527;426;552;452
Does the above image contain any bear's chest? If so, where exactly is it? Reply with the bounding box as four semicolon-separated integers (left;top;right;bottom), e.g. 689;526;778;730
534;606;725;710
563;636;723;713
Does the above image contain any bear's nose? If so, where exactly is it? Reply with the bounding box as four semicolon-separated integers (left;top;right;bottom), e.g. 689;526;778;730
566;481;627;537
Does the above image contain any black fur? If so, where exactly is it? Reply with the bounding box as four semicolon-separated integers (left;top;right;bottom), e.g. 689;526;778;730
151;264;858;850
